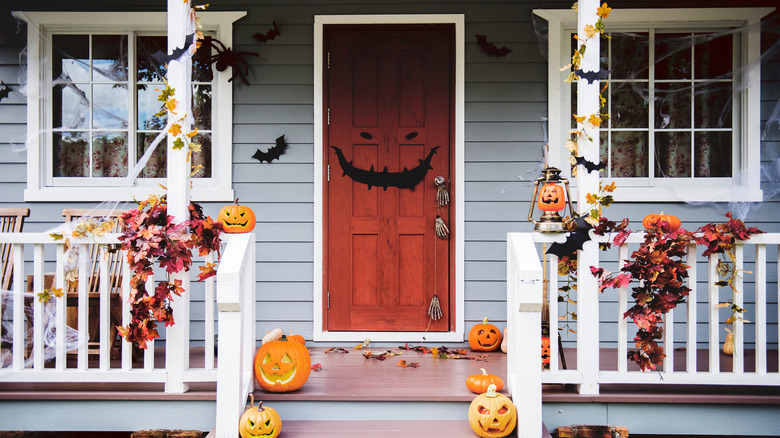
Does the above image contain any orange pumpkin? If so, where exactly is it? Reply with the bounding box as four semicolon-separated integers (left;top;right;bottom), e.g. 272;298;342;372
468;317;502;352
642;212;681;232
541;336;551;365
288;329;305;345
536;183;566;212
468;384;517;438
239;395;282;438
254;336;311;392
219;199;256;233
466;368;504;394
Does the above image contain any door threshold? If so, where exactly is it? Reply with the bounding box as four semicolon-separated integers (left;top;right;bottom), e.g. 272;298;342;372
313;330;463;343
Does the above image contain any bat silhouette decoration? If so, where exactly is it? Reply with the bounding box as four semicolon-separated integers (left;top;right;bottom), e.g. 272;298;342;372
575;156;607;173
253;22;280;43
546;216;593;259
0;82;11;102
151;33;196;65
574;68;612;84
331;146;439;191
252;135;289;164
476;34;512;57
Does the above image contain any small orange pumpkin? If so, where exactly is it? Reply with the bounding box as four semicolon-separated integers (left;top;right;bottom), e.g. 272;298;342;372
254;336;311;392
536;183;566;212
541;336;551;365
468;384;517;438
466;368;504;394
239;395;282;438
219;198;256;233
642;212;681;232
287;329;305;345
468;317;502;352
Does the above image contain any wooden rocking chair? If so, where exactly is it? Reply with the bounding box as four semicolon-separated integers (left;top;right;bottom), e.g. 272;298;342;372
0;208;30;291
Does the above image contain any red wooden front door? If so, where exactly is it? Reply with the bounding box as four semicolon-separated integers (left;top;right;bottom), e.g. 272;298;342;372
324;25;454;332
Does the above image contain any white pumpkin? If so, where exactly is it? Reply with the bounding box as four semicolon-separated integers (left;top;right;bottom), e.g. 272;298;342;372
261;328;284;345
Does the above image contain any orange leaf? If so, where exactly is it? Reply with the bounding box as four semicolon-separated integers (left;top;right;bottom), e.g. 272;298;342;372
169;123;182;137
597;3;612;18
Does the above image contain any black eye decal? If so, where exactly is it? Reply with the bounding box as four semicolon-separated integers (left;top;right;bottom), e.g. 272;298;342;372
405;132;418;140
360;132;373;140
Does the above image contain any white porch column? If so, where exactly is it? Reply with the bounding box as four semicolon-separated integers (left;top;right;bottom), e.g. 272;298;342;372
165;0;193;393
575;0;600;395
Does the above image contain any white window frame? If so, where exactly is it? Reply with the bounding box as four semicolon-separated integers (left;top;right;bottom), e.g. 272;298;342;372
13;11;245;202
534;8;774;202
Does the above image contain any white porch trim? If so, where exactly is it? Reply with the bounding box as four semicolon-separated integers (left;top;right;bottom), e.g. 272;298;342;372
312;14;465;343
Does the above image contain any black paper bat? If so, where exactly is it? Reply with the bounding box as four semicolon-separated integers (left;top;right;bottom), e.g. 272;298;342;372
575;156;607;173
546;217;593;259
476;34;512;57
253;22;280;43
574;69;612;84
0;82;11;102
331;146;439;191
252;135;289;164
152;33;196;65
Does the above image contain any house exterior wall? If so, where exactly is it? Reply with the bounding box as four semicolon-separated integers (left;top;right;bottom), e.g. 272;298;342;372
0;0;778;348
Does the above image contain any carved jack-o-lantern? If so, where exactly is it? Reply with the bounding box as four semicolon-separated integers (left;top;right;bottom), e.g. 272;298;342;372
541;336;551;365
468;317;503;352
239;395;282;438
218;198;257;233
468;384;517;438
253;337;311;392
536;183;566;212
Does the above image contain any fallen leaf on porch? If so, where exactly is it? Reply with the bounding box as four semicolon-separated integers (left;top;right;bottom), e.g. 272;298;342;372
324;347;349;354
363;349;399;360
311;363;322;371
396;360;420;368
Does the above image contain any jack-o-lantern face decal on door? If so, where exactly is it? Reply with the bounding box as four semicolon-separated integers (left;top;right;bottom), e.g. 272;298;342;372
253;338;311;392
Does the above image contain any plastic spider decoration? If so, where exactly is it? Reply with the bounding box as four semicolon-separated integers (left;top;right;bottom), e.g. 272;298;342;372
203;37;259;85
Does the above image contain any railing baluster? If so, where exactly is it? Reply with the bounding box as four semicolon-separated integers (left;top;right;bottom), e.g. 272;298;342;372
77;242;89;370
686;243;697;374
12;244;24;370
733;244;744;374
55;243;67;369
708;253;719;374
144;275;155;371
205;251;215;371
98;245;110;370
121;249;132;371
754;244;766;375
617;244;628;374
548;253;559;372
33;244;45;370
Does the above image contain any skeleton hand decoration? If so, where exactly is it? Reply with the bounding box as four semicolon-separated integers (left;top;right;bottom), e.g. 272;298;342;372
428;294;442;320
434;176;449;206
435;215;449;240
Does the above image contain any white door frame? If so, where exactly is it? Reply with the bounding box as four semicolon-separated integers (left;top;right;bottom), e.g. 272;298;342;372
313;14;465;342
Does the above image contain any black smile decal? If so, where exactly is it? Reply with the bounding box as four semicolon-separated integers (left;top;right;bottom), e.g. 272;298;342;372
331;146;439;191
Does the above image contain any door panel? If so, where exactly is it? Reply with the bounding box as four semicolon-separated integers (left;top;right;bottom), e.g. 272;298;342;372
325;25;453;332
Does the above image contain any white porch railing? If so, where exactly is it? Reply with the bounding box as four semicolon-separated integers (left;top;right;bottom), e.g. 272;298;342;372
0;231;219;390
215;233;256;438
507;231;780;438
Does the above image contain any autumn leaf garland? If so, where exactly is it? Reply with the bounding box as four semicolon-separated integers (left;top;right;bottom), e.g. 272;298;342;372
117;195;223;348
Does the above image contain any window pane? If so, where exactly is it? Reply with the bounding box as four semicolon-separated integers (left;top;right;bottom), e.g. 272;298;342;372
52;35;89;82
655;131;691;178
93;84;128;129
193;84;212;130
53;83;89;129
92;132;128;177
137;36;167;83
695;33;732;79
138;85;167;130
193;37;215;82
655;33;692;80
655;83;691;129
695;82;732;128
54;131;89;177
137;133;166;178
611;83;648;128
192;133;212;178
611;132;648;177
695;132;731;177
92;35;128;82
611;32;648;80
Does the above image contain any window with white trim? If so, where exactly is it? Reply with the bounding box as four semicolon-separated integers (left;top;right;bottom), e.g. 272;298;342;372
534;8;773;202
15;11;245;202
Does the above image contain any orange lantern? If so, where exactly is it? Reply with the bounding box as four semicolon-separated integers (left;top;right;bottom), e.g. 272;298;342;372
528;166;575;232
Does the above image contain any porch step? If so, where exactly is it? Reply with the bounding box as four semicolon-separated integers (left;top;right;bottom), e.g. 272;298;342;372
211;421;553;437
